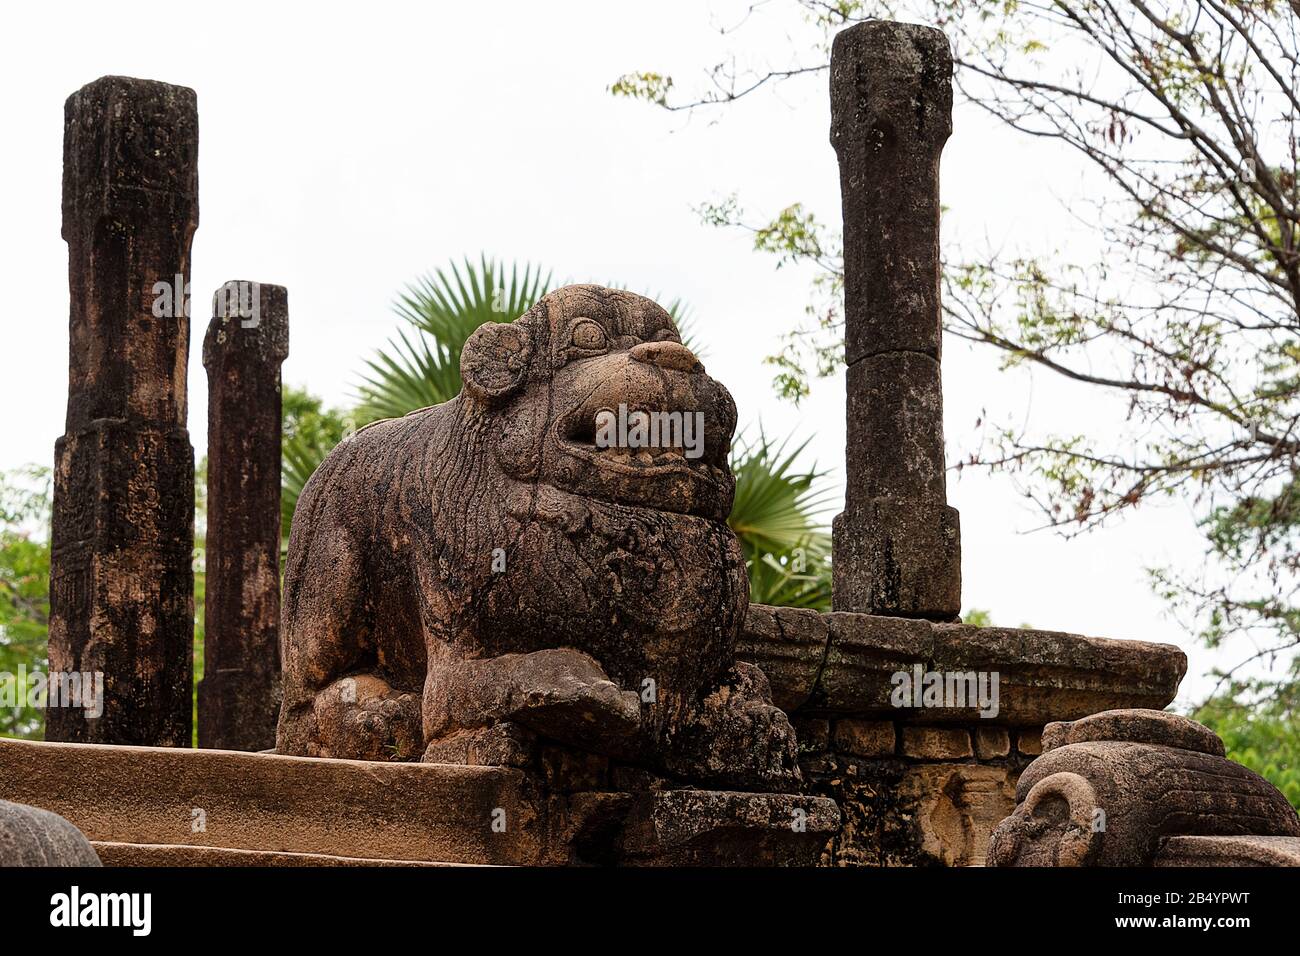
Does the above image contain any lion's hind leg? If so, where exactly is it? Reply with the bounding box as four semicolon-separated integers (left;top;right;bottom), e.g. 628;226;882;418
308;673;422;761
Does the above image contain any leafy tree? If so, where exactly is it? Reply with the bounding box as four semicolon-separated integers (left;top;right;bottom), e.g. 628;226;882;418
1197;682;1300;810
0;468;52;737
194;456;206;745
612;0;1300;703
282;387;353;545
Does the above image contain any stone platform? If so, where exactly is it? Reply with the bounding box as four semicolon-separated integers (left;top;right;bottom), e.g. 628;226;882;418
738;605;1187;866
0;738;837;866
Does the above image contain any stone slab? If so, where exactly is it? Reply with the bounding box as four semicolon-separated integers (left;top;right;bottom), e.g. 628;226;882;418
91;842;468;867
0;738;835;867
737;604;1186;724
0;737;539;865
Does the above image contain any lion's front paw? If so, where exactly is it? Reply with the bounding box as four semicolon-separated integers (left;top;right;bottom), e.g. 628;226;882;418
498;648;643;752
312;674;422;761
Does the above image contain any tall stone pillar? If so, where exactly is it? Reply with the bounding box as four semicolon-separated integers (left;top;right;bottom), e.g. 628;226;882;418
829;23;961;620
199;282;288;751
48;76;199;744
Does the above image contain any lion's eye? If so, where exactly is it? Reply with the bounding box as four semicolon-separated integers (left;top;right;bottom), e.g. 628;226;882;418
571;320;607;351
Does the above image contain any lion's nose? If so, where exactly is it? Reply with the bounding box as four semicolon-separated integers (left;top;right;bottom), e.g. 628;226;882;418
629;340;703;373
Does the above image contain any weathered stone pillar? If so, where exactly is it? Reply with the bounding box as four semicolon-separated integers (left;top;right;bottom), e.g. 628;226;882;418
198;282;289;751
830;22;961;620
48;76;199;744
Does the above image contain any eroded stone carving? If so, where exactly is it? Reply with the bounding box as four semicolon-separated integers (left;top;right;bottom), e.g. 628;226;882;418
276;286;800;791
0;799;101;867
988;709;1300;866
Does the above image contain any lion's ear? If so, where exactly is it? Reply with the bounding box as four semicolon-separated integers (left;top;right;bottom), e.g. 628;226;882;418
461;321;532;403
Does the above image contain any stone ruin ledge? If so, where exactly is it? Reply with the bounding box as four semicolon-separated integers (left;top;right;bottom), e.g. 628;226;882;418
737;604;1187;867
739;604;1186;722
1156;835;1300;867
0;738;837;867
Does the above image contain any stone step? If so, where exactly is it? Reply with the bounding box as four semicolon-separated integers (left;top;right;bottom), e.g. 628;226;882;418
0;738;536;865
0;738;838;866
91;842;469;867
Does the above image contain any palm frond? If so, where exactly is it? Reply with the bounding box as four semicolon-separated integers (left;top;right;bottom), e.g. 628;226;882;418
357;255;553;421
727;429;835;611
728;430;834;558
747;546;833;609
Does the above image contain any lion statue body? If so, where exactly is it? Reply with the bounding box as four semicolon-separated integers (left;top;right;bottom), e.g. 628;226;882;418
276;286;799;789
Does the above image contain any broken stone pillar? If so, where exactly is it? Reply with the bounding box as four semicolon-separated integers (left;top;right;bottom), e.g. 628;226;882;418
198;282;289;751
829;22;961;620
47;76;198;746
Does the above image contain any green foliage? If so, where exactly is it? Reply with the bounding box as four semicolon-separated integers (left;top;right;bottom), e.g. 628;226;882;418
1196;686;1300;811
281;386;353;545
194;456;206;746
607;71;674;106
728;434;833;610
0;467;51;738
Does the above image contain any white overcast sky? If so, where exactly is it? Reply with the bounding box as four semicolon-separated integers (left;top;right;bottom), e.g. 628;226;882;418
1;0;1239;705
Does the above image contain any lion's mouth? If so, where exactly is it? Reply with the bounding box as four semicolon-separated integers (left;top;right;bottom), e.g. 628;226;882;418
555;404;731;503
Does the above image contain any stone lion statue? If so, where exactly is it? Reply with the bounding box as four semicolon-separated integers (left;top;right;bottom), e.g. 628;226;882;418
276;286;800;790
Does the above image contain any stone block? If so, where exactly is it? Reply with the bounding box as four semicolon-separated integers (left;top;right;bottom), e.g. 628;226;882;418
975;727;1010;760
0;738;838;867
735;604;828;713
902;727;972;760
737;605;1187;727
833;718;895;758
1155;835;1300;867
897;763;1017;866
1017;730;1043;756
